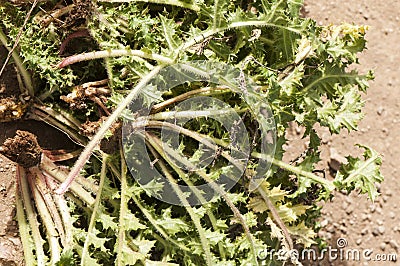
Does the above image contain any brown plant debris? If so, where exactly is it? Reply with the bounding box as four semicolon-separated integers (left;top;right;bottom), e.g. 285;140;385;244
60;79;110;111
80;116;122;154
0;130;42;168
0;97;28;122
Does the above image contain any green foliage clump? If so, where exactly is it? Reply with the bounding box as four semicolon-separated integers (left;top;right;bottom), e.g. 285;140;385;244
0;0;383;265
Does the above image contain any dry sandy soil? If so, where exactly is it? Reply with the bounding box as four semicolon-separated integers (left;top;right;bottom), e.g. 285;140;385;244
302;1;400;265
0;0;399;265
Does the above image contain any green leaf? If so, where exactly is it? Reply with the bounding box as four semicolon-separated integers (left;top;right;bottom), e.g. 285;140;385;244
317;85;364;133
334;145;384;201
287;222;316;248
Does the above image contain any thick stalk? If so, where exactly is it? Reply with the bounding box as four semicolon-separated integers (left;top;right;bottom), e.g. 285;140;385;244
116;149;128;266
151;86;230;113
147;121;293;250
28;172;61;264
98;0;200;11
17;166;47;265
145;136;213;266
56;65;164;194
15;167;38;266
40;155;96;206
30;167;66;244
58;49;173;68
81;153;108;265
149;108;246;121
251;152;336;191
107;154;191;252
147;133;259;265
147;133;226;259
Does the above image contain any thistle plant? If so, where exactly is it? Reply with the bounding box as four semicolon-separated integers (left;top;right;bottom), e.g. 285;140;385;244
0;0;383;265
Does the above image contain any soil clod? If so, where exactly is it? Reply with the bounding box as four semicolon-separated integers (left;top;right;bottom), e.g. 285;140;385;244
0;130;42;168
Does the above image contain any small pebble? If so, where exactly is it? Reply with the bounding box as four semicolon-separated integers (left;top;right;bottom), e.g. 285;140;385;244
380;242;386;251
325;232;332;240
327;226;335;233
389;212;395;219
356;239;362;245
377;219;384;225
333;222;340;228
377;106;384;115
378;226;386;235
389;240;399;251
361;228;369;235
320;219;329;228
372;228;380;236
346;207;354;215
370;204;376;213
361;213;371;221
339;225;347;234
382;195;389;203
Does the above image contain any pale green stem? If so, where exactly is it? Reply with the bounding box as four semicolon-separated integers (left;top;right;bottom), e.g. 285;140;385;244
251;180;293;250
15;167;40;266
105;161;190;252
146;121;293;250
40;155;96;206
28;171;61;264
98;0;200;11
145;121;245;171
56;65;164;194
54;194;74;250
251;152;336;191
116;149;128;266
29;106;87;146
149;108;247;121
146;132;226;259
43;171;74;250
31;167;66;245
129;192;191;252
147;133;259;265
32;103;82;131
151;86;231;113
146;135;213;266
58;49;173;68
81;153;108;265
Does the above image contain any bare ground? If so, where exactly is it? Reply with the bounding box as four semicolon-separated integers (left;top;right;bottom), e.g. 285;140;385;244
302;1;400;265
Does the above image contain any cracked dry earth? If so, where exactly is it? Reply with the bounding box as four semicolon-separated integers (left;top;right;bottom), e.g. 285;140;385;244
1;0;400;265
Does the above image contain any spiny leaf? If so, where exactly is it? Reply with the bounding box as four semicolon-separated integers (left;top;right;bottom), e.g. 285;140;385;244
287;222;317;248
334;145;384;201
